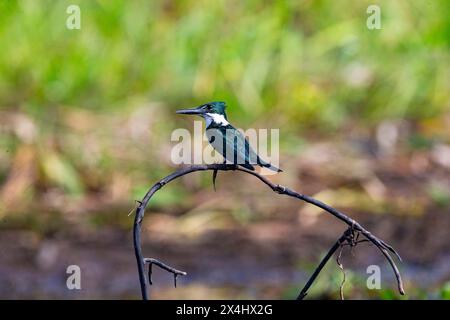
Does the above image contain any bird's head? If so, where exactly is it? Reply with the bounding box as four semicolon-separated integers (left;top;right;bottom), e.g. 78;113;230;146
176;101;229;126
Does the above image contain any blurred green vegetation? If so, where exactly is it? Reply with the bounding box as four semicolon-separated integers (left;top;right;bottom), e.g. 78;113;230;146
1;0;449;121
0;0;448;201
0;0;449;299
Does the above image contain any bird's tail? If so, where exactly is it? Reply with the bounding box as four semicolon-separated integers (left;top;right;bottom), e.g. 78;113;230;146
257;158;283;172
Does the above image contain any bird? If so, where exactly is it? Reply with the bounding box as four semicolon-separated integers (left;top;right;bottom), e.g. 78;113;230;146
176;102;282;188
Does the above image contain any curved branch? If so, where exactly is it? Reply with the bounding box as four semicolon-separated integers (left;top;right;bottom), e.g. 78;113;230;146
133;164;405;300
297;229;350;300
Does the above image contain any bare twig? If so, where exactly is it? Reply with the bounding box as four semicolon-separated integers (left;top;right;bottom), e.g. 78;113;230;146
133;164;405;300
336;244;346;300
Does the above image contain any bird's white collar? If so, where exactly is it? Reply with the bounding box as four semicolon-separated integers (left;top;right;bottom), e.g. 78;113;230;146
206;113;229;126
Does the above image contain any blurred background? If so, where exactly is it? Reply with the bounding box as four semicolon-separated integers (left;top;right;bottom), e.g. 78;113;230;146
0;0;449;299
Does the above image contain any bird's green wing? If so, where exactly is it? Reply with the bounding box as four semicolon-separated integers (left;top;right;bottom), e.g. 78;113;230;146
222;125;258;165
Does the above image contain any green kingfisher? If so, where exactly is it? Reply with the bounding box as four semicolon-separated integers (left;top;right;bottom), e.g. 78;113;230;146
176;101;282;173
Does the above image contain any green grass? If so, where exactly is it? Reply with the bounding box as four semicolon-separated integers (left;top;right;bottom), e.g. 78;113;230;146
0;0;448;127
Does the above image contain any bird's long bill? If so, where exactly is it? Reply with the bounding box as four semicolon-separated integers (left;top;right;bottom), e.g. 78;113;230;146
176;106;204;115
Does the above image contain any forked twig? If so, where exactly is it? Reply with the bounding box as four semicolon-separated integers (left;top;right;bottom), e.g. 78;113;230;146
133;164;404;300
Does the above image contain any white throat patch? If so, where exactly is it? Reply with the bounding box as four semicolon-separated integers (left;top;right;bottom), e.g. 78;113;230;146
206;113;229;126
